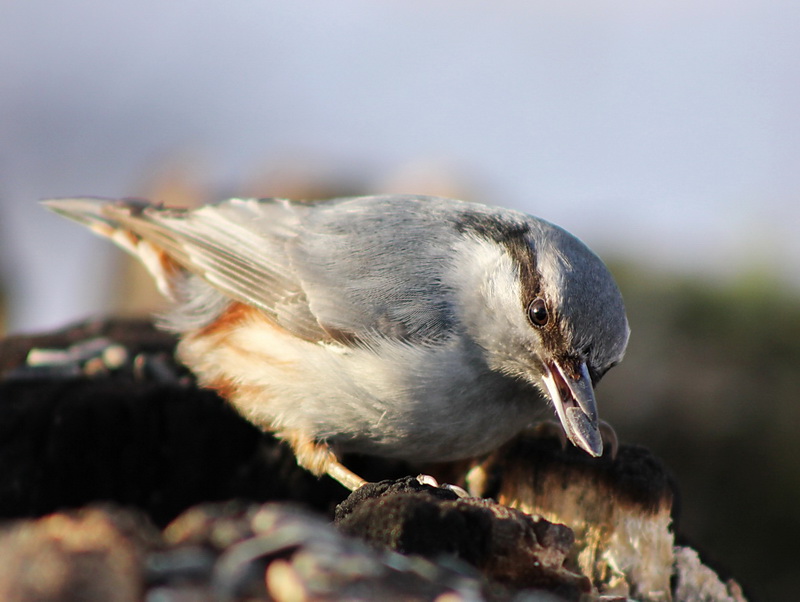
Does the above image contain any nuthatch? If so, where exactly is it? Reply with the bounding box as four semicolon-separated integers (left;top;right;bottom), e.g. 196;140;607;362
45;195;629;490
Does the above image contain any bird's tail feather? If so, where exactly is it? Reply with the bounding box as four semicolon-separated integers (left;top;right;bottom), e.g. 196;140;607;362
43;197;184;299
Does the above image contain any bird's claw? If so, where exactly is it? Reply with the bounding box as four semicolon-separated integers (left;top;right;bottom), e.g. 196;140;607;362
416;474;469;498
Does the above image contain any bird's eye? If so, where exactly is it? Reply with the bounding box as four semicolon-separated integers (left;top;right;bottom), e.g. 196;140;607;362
527;298;549;327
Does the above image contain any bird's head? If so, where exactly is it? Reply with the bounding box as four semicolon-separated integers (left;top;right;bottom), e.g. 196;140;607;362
453;211;630;457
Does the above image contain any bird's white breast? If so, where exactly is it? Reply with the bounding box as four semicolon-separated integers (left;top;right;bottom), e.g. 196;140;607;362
177;304;541;463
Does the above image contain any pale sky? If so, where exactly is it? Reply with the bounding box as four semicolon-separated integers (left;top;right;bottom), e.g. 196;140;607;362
2;1;799;331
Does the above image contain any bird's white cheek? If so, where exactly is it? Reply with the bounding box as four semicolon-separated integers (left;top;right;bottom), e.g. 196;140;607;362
450;237;531;358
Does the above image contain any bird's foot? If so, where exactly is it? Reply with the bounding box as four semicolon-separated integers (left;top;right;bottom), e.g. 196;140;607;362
283;433;480;496
416;474;469;498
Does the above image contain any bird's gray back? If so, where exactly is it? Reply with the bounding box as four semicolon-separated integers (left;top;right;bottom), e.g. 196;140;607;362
287;195;493;343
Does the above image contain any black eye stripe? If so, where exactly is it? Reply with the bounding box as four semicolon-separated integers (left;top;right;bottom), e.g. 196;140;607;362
527;298;549;327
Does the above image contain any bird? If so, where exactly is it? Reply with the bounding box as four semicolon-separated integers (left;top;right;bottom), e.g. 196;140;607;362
44;194;630;491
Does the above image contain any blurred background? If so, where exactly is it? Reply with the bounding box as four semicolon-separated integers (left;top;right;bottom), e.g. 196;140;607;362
1;2;798;599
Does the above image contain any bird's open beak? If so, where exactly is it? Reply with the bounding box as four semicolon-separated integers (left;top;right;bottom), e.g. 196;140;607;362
541;360;603;457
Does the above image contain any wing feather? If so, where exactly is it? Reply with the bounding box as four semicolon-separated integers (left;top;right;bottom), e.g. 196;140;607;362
44;197;327;340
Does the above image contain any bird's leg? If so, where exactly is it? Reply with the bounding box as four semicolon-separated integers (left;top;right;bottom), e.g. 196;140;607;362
280;431;366;491
326;462;367;492
281;432;468;494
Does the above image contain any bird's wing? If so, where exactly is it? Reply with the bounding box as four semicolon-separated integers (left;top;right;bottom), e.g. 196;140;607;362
285;195;463;344
44;195;465;345
43;197;326;341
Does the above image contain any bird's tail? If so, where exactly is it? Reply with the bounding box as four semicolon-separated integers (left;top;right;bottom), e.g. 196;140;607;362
43;197;184;299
